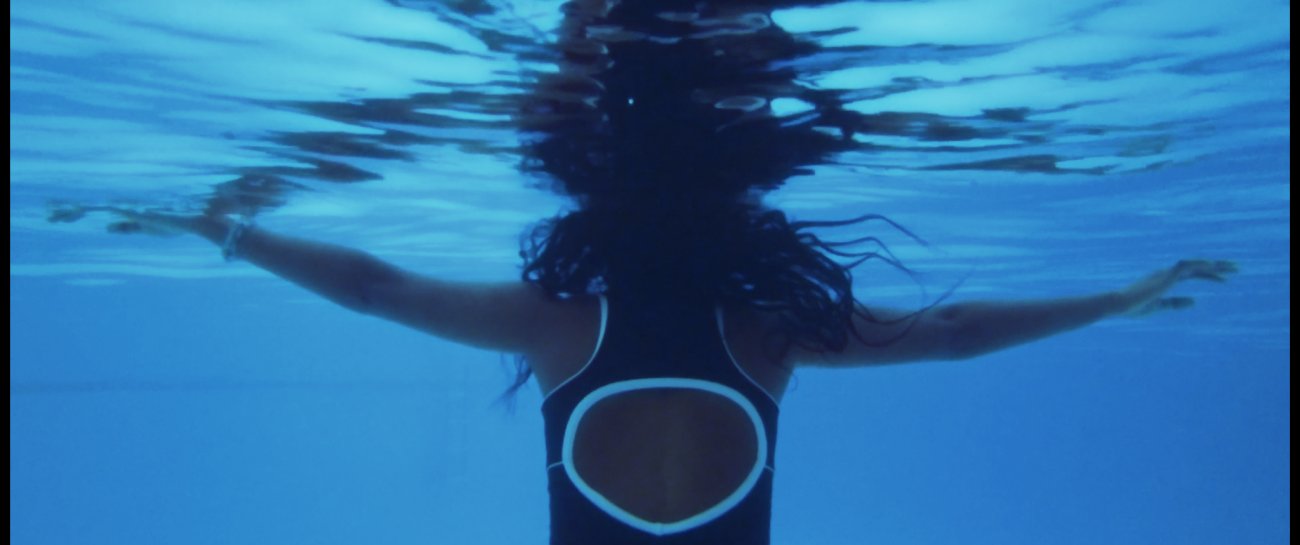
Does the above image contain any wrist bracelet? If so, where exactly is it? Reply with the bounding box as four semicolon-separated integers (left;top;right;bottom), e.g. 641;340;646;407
221;218;253;262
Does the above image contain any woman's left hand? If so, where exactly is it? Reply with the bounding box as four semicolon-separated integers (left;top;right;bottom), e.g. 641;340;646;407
1116;259;1238;317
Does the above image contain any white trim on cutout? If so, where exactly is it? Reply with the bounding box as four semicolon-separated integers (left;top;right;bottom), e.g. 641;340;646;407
543;295;608;402
715;305;781;407
561;378;769;536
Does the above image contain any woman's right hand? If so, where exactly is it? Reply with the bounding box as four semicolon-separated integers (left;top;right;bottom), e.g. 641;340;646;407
49;204;210;237
103;207;219;238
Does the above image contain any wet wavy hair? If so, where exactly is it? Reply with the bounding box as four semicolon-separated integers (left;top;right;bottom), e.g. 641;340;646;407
497;0;932;407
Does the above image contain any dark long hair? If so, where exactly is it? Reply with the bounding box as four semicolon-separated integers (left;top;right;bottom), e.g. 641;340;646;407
497;0;933;407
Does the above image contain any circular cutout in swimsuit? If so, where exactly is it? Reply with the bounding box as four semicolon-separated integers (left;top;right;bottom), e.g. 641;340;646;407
561;377;768;536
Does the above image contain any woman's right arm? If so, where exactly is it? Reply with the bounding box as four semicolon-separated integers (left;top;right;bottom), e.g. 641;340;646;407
186;214;386;313
118;212;557;355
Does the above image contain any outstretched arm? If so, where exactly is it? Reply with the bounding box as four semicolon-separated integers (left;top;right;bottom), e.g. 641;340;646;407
107;210;556;354
793;260;1237;368
181;214;386;312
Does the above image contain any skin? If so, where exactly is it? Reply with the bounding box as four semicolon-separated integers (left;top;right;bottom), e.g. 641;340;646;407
97;206;1237;518
100;207;1237;376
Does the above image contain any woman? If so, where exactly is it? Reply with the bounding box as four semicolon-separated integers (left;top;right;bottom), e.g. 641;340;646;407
98;0;1237;543
106;203;1233;545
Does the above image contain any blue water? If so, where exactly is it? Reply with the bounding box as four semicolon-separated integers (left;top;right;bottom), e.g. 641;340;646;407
10;1;1290;544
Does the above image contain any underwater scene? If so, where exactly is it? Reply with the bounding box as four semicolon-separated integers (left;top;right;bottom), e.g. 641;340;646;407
10;1;1290;544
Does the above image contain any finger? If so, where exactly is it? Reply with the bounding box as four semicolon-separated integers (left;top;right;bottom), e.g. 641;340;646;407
1176;260;1237;282
48;206;86;223
1187;272;1227;282
1214;260;1239;274
1179;259;1237;275
107;221;143;234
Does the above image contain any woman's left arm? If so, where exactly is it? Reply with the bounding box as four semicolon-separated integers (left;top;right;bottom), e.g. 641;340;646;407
793;260;1237;367
942;259;1237;360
